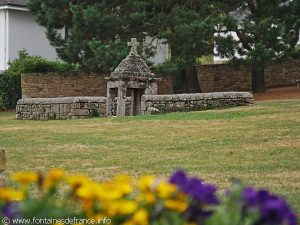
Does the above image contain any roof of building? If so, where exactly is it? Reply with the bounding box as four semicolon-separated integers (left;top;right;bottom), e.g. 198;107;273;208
0;0;27;7
110;55;155;79
110;38;155;79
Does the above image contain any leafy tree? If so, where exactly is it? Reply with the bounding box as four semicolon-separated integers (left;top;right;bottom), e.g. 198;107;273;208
214;0;300;92
29;0;222;92
126;0;222;92
28;1;136;72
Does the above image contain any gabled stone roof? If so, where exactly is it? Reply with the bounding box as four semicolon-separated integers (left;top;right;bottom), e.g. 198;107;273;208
110;55;155;79
0;0;27;7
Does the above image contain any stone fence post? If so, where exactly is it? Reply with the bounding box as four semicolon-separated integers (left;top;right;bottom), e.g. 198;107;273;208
0;148;6;187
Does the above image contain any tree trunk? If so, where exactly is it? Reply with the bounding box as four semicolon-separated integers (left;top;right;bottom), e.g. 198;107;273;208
184;66;201;93
251;64;266;93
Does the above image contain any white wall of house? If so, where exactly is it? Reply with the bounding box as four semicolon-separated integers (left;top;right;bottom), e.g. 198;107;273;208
0;9;8;71
0;8;58;71
213;31;241;64
145;36;169;65
8;10;58;65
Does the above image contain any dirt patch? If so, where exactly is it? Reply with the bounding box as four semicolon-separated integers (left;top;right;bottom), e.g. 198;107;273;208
253;87;300;102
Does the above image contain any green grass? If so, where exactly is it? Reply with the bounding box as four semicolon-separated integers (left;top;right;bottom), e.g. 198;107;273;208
0;99;300;212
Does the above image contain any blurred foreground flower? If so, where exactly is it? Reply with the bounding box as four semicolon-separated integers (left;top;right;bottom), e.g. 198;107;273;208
0;169;296;225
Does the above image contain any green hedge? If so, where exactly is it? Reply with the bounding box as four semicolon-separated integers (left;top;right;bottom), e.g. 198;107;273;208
0;50;79;110
0;73;21;110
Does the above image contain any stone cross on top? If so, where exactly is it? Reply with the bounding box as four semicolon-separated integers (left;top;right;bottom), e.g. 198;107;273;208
128;38;140;57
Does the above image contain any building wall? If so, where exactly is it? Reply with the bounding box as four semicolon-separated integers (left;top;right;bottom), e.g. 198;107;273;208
197;59;300;92
8;10;58;66
21;73;174;99
145;37;169;65
0;10;8;71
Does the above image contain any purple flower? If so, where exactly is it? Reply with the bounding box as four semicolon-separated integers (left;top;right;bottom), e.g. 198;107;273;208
169;170;189;190
169;170;219;225
169;170;219;205
184;204;214;225
1;202;21;219
242;188;297;225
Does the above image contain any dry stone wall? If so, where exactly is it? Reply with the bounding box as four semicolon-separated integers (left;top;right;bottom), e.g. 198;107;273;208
141;92;253;115
16;92;253;120
16;97;134;120
16;97;107;120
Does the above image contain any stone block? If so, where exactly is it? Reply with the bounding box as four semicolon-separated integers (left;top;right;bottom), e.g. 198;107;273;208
74;109;90;117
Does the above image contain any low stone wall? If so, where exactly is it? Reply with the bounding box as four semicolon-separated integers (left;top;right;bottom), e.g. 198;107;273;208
141;92;253;115
16;92;253;120
16;97;107;120
16;97;134;120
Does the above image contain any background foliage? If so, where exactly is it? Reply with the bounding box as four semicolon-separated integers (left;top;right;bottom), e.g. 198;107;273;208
28;0;300;93
0;50;78;110
214;0;300;92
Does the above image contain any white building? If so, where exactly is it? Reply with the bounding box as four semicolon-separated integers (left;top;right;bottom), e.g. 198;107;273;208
0;0;58;71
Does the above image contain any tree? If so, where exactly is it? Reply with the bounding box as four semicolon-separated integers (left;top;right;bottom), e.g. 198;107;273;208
214;0;300;92
29;0;222;92
127;0;220;92
28;0;139;72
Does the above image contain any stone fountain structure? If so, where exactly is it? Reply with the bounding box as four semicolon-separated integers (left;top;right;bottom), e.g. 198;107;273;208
106;38;160;116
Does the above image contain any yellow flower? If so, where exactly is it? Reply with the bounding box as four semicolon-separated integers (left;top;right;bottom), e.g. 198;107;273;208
114;174;133;195
66;175;90;189
0;188;24;201
12;172;38;185
94;183;122;201
123;208;149;225
138;176;155;192
132;208;149;225
156;181;176;199
76;182;99;200
137;192;156;205
43;169;65;189
107;200;138;216
48;169;64;181
165;199;188;212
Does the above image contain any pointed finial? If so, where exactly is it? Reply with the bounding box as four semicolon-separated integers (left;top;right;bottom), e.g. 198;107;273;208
128;38;140;56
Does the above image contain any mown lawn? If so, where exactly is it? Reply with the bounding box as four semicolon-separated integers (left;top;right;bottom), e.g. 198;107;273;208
0;99;299;212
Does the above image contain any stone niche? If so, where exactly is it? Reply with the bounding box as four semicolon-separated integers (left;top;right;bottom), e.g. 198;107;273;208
106;38;160;117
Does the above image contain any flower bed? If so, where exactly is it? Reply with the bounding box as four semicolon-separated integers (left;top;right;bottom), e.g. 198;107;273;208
0;170;297;225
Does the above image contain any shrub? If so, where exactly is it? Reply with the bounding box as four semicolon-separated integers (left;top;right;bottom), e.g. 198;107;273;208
0;73;21;110
0;50;79;110
0;170;297;225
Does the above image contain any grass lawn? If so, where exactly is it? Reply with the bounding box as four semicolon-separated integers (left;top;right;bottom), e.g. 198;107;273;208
0;99;299;212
